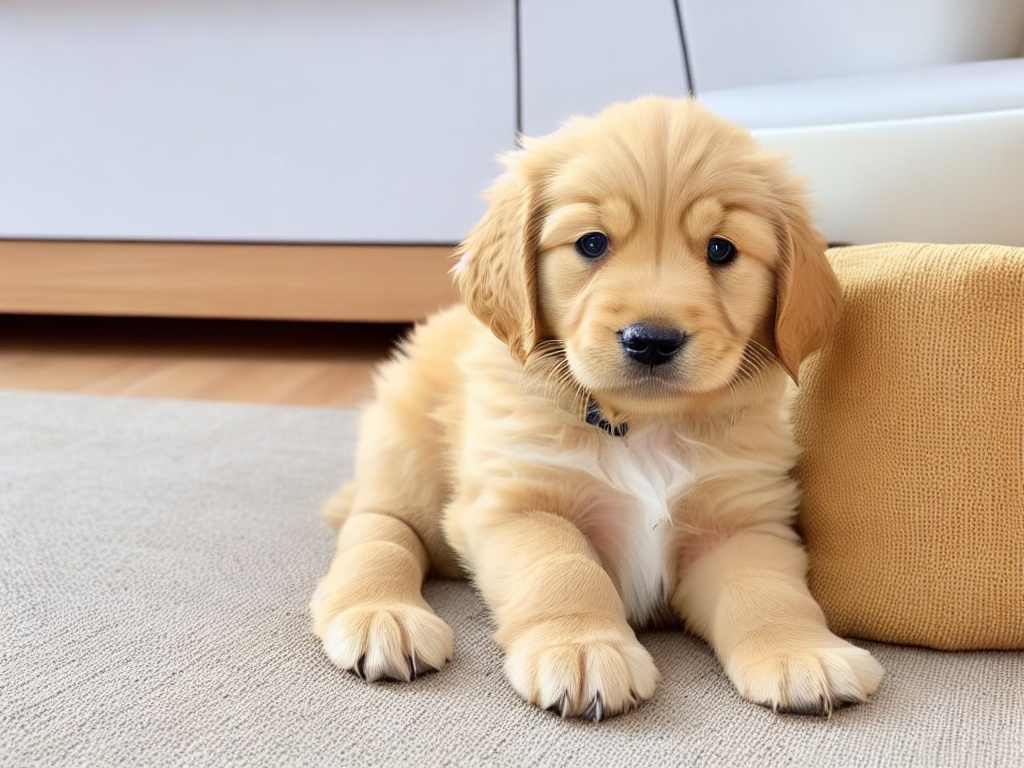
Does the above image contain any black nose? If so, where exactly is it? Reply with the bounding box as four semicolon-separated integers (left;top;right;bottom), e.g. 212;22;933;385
618;324;687;367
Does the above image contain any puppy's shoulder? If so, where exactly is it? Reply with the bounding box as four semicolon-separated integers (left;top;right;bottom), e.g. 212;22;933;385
372;304;512;401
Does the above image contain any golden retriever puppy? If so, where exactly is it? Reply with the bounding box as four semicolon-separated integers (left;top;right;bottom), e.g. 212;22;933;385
310;97;883;720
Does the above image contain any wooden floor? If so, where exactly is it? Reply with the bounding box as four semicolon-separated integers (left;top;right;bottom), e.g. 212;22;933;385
0;314;407;408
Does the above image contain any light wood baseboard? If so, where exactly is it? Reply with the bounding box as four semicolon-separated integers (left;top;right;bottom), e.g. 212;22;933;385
0;240;460;322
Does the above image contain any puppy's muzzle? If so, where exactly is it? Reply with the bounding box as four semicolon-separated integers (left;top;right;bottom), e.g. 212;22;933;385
618;323;687;367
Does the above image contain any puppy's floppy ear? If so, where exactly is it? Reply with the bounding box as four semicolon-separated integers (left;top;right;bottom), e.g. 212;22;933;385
452;160;542;365
772;195;842;384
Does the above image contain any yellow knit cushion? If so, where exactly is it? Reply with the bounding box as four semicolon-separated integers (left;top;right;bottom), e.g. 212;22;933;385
792;243;1023;651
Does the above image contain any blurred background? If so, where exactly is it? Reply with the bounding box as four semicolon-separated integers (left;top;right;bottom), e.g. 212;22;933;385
1;0;1022;406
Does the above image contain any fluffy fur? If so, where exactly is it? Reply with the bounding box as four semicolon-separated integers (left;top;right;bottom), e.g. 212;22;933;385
310;97;883;720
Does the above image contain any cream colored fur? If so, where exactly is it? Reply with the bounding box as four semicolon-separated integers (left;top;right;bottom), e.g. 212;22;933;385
310;97;883;720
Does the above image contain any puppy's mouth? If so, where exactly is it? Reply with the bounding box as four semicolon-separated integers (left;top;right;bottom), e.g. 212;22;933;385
534;334;761;422
606;366;687;395
564;337;756;405
570;355;694;403
593;340;773;401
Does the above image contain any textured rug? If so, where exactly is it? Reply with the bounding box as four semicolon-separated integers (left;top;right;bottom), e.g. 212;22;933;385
2;391;1021;767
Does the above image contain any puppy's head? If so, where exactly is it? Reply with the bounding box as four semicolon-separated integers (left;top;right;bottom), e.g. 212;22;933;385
454;97;840;416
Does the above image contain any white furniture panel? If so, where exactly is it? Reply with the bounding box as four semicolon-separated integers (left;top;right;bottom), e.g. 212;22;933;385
681;0;1024;91
756;109;1024;246
0;1;515;243
701;59;1024;129
519;0;688;137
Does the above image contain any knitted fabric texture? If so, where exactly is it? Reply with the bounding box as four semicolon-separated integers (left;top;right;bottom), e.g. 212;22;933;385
792;243;1023;651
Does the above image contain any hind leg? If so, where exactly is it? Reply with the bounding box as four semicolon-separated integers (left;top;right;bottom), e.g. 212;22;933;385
311;388;460;681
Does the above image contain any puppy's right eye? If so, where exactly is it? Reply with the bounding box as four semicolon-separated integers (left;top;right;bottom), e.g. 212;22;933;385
575;232;609;259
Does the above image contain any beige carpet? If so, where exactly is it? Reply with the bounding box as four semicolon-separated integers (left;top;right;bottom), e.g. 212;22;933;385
2;391;1021;767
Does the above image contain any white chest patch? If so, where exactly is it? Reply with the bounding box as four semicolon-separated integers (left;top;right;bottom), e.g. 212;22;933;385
571;425;695;625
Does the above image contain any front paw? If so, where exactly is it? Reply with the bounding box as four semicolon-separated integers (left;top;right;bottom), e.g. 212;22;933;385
724;628;884;715
311;591;453;682
503;623;659;720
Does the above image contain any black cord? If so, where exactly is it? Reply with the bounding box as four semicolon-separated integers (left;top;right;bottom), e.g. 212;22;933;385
514;0;524;143
671;0;695;96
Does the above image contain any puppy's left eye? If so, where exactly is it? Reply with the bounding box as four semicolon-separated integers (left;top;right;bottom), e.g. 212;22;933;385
707;237;737;266
575;232;609;259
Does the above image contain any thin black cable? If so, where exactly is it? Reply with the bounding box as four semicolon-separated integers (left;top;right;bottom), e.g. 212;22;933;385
671;0;695;96
514;0;524;143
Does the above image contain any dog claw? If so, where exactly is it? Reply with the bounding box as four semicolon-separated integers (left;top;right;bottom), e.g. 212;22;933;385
545;691;618;721
583;692;605;722
409;652;441;681
352;655;367;681
770;693;859;717
546;691;572;719
408;655;438;681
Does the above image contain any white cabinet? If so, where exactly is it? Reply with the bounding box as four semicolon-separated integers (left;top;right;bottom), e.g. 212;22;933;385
0;1;516;243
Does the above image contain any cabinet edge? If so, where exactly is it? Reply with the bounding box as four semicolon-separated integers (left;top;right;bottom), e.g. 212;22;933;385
0;240;461;322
